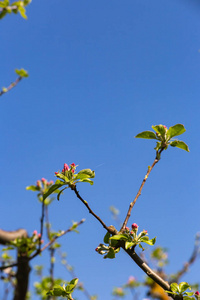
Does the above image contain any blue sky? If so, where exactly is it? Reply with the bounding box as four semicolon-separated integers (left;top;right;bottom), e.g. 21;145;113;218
1;0;200;299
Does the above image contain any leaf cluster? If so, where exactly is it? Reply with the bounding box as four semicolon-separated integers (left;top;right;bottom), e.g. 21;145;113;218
46;278;78;299
0;0;31;19
135;124;189;159
43;166;95;201
167;282;200;300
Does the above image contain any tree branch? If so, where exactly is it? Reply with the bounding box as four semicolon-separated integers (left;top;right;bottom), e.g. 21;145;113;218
0;76;22;97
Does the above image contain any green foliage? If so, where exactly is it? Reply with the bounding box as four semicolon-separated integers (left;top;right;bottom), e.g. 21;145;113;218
7;234;41;257
166;282;199;300
26;178;56;205
0;0;31;19
34;277;63;300
15;68;29;77
135;124;189;158
43;164;95;201
46;278;79;299
96;226;156;259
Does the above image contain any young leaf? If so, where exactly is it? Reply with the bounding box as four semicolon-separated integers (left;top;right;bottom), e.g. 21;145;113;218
167;124;186;139
170;140;189;152
104;232;111;244
26;185;40;192
152;125;166;136
135;131;157;139
79;178;94;185
43;182;65;201
170;282;180;293
179;282;191;293
15;68;29;77
77;169;95;178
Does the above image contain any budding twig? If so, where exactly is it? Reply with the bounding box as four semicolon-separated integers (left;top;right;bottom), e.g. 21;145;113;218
0;76;22;97
120;148;164;232
73;186;116;235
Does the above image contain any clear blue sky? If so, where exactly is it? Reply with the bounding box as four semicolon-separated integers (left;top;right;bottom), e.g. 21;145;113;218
1;1;200;299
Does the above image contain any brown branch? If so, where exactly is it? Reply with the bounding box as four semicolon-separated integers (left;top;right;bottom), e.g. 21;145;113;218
123;247;182;300
120;157;159;231
0;76;22;97
30;219;85;260
0;229;30;300
73;186;117;235
0;229;27;245
13;255;30;300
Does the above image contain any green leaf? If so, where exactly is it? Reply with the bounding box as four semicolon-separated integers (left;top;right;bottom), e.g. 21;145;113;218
79;178;94;185
167;124;186;139
77;169;95;179
43;182;65;201
15;68;29;77
179;282;191;293
152;125;166;136
170;140;189;152
125;241;135;249
104;232;111;244
109;234;129;242
104;247;115;259
57;187;67;201
18;6;27;19
26;185;40;191
135;131;157;139
170;282;179;293
140;236;156;246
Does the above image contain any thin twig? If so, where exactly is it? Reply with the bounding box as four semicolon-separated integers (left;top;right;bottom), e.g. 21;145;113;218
120;147;165;232
30;219;85;260
73;186;116;235
120;158;159;231
0;76;22;97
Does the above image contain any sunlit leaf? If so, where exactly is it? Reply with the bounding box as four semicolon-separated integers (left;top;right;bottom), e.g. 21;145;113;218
135;131;157;139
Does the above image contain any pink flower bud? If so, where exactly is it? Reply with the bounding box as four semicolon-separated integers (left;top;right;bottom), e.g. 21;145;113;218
63;163;69;171
55;172;59;175
38;233;41;238
132;223;138;229
143;230;148;234
128;276;135;284
41;178;46;183
71;163;76;167
41;240;44;244
195;291;200;296
71;169;75;173
36;180;41;187
95;247;99;252
49;180;54;185
33;230;37;235
125;227;129;231
163;125;167;129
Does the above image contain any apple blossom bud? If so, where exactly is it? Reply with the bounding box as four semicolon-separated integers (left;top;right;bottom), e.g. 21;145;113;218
143;230;148;234
63;163;69;171
71;163;76;167
41;178;47;184
41;240;44;244
36;180;41;187
33;230;37;235
95;247;99;252
195;291;200;296
38;233;41;238
125;227;129;231
132;223;138;229
55;172;59;175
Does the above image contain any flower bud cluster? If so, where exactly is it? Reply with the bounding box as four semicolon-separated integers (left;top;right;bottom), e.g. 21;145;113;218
36;178;54;188
55;163;76;176
32;230;44;244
